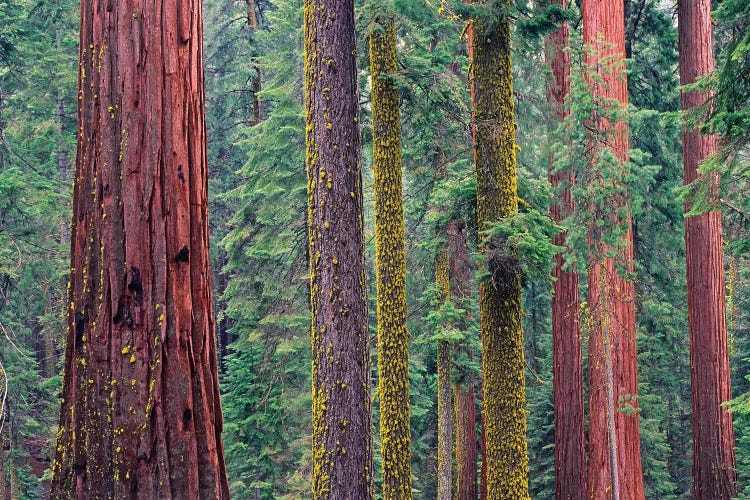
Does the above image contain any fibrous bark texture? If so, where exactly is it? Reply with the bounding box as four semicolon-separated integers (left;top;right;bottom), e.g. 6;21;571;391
448;220;478;500
370;14;413;500
305;0;373;496
470;3;529;497
582;0;644;498
50;2;229;498
678;1;737;497
436;249;452;500
545;2;587;498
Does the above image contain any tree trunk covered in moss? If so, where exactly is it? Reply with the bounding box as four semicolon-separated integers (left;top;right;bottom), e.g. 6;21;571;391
436;248;452;500
678;1;737;497
305;0;373;496
50;2;229;498
582;0;644;498
545;2;587;498
9;424;19;500
370;13;413;500
469;3;529;497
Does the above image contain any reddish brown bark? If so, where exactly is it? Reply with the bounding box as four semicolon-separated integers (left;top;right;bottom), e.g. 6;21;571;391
545;2;587;498
50;2;229;498
582;0;644;498
678;1;737;497
449;220;478;500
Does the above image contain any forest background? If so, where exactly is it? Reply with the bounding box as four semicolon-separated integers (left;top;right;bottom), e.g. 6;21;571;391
0;0;748;498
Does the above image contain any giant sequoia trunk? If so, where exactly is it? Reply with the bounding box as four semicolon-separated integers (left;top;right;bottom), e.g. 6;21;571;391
370;13;413;500
678;1;737;497
50;2;229;498
582;0;644;498
305;0;373;497
545;2;587;498
470;3;529;497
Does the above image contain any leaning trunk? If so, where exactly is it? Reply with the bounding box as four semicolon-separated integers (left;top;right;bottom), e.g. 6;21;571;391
305;0;373;496
582;0;644;497
470;2;529;497
370;12;413;500
678;1;737;497
545;2;587;498
50;2;229;498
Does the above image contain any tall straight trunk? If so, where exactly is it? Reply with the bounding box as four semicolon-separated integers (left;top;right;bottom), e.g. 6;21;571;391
582;0;644;498
448;219;478;500
370;13;413;500
50;2;228;498
545;2;587;498
305;0;373;496
436;248;452;500
470;2;529;497
678;1;737;497
9;423;19;500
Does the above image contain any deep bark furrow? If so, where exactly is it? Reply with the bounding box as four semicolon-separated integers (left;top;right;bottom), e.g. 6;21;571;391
51;2;228;498
678;1;737;497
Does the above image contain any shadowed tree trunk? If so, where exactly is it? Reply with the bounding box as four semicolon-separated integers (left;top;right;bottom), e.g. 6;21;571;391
50;2;229;498
470;1;529;497
447;219;478;500
305;0;373;496
436;247;452;500
369;12;413;500
545;2;587;498
678;1;737;497
582;0;644;498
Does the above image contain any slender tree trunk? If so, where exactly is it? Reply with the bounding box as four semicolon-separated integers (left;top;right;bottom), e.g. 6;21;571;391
582;0;644;498
370;12;413;500
50;2;229;498
470;2;529;497
436;245;452;500
9;423;19;500
545;2;587;498
447;219;478;500
678;1;737;497
305;0;373;496
246;0;258;29
0;431;6;500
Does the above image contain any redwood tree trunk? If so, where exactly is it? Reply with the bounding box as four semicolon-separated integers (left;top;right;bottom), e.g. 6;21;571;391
448;220;478;500
582;0;644;498
678;1;737;497
50;2;229;498
305;0;373;496
545;2;587;498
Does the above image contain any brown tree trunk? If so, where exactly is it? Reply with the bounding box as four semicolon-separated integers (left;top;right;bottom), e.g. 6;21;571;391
9;423;19;500
448;220;477;500
678;1;737;497
305;0;373;497
50;2;229;498
436;246;452;500
582;0;644;498
545;2;587;498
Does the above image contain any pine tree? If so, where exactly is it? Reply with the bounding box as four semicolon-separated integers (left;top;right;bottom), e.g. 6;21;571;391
470;1;529;496
678;1;737;497
369;10;413;499
305;0;373;496
50;2;229;497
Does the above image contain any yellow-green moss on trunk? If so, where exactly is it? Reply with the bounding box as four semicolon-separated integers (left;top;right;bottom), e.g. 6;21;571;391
369;13;413;500
306;0;373;498
470;5;529;498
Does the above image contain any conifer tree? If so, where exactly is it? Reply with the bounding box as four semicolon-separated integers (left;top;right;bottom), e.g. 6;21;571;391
678;0;737;497
582;0;644;497
469;2;529;496
305;0;373;496
369;10;413;500
50;1;229;497
544;2;587;498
